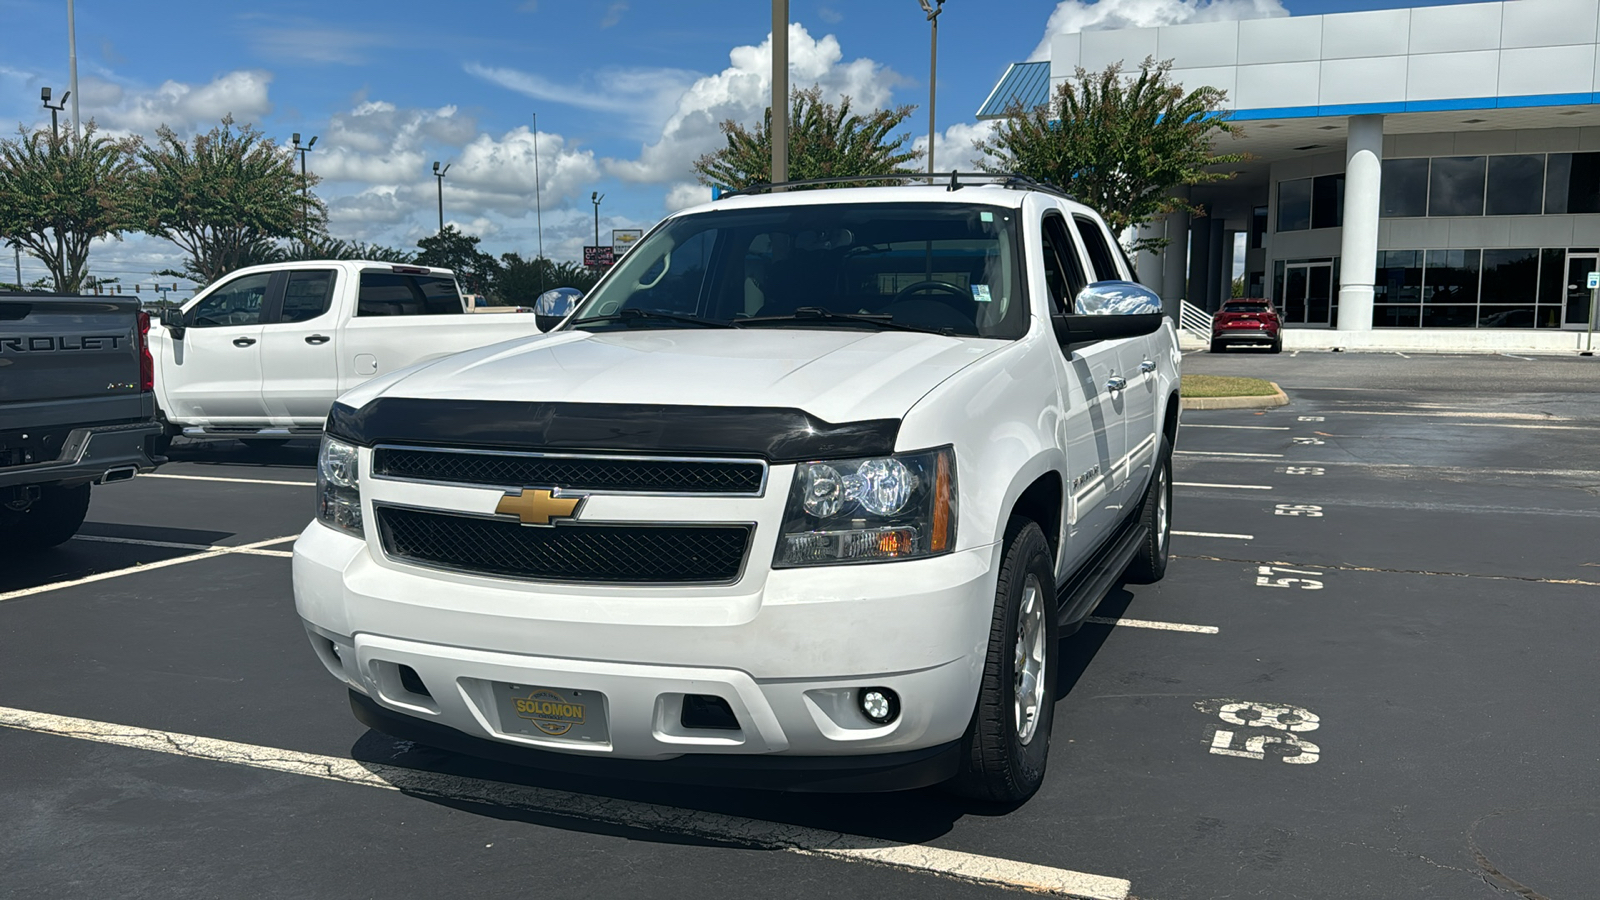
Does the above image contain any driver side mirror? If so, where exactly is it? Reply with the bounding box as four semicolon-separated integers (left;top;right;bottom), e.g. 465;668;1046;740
1053;281;1164;347
163;307;189;340
533;287;583;333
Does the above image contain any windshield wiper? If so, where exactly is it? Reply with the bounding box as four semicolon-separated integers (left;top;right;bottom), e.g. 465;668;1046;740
734;306;955;335
569;308;736;329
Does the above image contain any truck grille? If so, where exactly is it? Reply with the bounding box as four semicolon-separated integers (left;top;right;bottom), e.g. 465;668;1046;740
373;446;765;495
375;506;753;584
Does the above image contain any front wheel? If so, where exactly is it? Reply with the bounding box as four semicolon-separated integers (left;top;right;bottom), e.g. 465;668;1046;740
1125;438;1173;583
946;517;1059;804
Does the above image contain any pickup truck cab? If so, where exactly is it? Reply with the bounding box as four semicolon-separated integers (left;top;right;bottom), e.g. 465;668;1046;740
1;293;163;552
293;178;1180;803
149;261;544;446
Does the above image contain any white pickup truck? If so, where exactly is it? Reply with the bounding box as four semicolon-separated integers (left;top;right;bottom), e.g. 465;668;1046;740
149;261;543;447
294;178;1180;803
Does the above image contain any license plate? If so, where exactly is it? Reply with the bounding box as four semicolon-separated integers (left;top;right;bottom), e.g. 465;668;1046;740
494;683;609;744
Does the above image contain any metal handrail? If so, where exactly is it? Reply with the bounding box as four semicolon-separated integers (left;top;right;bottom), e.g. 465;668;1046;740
1178;299;1212;338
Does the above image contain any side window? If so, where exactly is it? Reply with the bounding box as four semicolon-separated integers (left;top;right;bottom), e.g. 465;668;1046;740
280;270;336;323
189;273;270;327
1073;215;1122;282
357;273;464;316
1041;214;1087;313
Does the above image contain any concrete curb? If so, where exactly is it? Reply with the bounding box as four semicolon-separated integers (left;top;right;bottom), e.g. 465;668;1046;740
1181;381;1289;410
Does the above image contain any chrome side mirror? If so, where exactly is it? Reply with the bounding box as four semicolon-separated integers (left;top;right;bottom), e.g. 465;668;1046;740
1054;280;1164;347
1073;280;1163;316
534;287;583;333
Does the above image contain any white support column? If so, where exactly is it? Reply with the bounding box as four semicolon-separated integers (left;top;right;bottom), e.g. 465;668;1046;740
1161;209;1189;321
1338;114;1383;332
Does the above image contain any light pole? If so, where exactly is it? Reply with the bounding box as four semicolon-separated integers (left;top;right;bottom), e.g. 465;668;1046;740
591;192;604;249
41;87;70;142
67;0;80;138
919;0;944;176
771;0;788;188
532;114;544;264
433;161;451;233
291;133;317;244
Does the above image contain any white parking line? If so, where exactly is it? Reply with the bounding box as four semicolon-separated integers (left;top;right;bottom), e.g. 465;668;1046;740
72;534;214;551
1181;425;1291;431
1175;482;1273;490
0;706;1131;900
0;535;298;603
1173;530;1253;540
1083;617;1219;634
1174;451;1284;458
142;473;316;487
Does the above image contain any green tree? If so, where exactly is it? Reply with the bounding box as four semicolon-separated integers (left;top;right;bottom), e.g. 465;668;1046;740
694;86;922;190
279;234;417;263
979;58;1246;252
416;225;501;295
497;252;601;304
0;124;143;293
139;116;320;286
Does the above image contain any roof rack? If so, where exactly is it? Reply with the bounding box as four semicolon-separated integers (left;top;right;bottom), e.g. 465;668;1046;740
716;171;1076;202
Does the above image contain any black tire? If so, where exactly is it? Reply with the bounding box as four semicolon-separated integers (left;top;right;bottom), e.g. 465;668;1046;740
2;483;91;552
946;517;1059;804
1209;340;1224;353
1268;338;1283;354
241;438;290;449
1125;438;1173;584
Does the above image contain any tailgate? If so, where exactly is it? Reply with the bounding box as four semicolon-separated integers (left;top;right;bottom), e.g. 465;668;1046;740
0;296;149;423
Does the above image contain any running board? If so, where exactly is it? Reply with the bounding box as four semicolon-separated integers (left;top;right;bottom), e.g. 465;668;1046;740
1055;519;1148;627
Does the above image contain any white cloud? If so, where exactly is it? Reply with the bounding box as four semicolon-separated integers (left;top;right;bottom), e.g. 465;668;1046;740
600;2;629;28
912;121;1001;173
1029;0;1286;60
665;181;714;212
249;27;397;65
464;62;700;136
88;70;274;134
605;23;902;185
315;101;475;184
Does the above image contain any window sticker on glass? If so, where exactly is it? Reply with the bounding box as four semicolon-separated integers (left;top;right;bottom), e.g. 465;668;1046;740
971;284;994;303
980;211;994;223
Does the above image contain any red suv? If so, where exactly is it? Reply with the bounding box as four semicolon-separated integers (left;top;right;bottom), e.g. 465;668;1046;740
1211;298;1282;353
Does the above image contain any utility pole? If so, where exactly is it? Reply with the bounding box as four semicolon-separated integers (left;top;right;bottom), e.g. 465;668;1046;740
770;0;788;188
292;133;317;245
12;246;20;290
919;0;944;175
433;161;451;233
67;0;80;138
532;113;544;295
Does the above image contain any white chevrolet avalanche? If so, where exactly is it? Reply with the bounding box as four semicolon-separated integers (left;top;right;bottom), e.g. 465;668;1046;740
294;178;1180;803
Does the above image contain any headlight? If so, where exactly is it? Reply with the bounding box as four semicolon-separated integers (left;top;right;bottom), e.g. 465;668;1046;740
776;447;956;567
317;436;364;537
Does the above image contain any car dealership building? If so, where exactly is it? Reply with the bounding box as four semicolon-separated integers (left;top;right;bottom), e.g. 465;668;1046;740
980;0;1600;349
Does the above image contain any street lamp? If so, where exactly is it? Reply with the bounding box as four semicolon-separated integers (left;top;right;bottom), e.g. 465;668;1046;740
41;86;70;143
433;161;451;234
918;0;945;176
532;114;544;264
591;191;604;249
291;133;317;244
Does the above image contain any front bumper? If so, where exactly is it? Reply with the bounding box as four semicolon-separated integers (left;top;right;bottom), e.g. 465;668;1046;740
0;421;162;490
294;520;1001;772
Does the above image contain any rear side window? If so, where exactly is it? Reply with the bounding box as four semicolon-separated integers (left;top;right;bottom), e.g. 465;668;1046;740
280;270;336;323
357;273;463;316
1073;215;1122;282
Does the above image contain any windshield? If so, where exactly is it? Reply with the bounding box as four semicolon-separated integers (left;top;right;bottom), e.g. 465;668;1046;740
567;202;1026;338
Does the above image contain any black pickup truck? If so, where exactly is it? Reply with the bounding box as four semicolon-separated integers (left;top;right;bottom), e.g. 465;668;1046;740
1;293;165;553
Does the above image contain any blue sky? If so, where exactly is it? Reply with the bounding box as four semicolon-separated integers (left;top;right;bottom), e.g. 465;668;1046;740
0;0;1481;293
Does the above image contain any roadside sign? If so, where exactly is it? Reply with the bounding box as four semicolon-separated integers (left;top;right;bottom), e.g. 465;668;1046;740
1588;271;1599;290
612;228;643;254
583;246;615;268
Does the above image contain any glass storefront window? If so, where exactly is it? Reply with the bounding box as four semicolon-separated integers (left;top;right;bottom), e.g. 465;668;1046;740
1485;156;1545;216
1373;305;1422;327
1423;248;1481;305
1277;179;1312;232
1480;248;1539;303
1428;157;1486;217
1311;174;1345;229
1374;250;1422;304
1381;159;1429;217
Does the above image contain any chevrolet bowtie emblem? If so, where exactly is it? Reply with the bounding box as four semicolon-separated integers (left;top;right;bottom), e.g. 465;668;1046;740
495;488;584;526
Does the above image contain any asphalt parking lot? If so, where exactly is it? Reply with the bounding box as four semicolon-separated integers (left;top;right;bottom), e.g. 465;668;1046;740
2;352;1596;899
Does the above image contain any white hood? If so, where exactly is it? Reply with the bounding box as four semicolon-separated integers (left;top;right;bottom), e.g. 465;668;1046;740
342;329;1004;423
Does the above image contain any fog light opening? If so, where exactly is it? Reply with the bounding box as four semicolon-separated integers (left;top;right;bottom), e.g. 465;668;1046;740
397;664;432;699
858;687;900;725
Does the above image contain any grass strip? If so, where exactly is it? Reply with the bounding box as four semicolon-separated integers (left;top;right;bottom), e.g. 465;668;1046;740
1181;374;1279;398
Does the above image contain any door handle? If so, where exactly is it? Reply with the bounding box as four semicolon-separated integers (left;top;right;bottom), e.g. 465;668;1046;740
232;337;257;347
1106;374;1127;392
304;334;331;345
1139;359;1157;374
